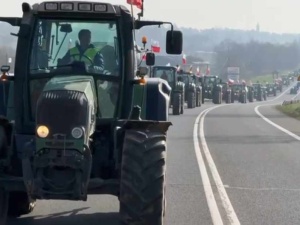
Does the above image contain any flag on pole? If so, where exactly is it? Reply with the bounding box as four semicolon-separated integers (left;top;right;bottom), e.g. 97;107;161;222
206;67;210;75
196;67;200;75
141;53;146;61
127;0;142;9
182;54;186;64
151;40;160;53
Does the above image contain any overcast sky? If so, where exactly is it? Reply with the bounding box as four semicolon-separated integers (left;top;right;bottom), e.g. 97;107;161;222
1;0;300;34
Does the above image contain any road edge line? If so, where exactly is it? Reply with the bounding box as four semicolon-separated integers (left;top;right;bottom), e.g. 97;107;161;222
193;106;224;225
200;106;241;225
254;104;300;141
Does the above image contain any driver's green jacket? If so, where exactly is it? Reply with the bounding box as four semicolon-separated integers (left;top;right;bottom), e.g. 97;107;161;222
61;43;104;69
70;47;99;65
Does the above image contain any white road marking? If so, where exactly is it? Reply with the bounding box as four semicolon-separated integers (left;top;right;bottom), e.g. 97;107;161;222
193;106;224;225
254;104;300;141
224;185;300;192
200;106;241;225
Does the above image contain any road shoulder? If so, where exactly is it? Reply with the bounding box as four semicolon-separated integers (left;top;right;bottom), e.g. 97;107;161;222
257;104;300;136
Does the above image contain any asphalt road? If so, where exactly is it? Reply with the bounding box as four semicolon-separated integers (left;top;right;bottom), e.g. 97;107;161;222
8;83;300;225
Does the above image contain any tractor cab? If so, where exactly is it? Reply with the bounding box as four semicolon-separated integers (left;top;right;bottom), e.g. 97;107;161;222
151;65;177;85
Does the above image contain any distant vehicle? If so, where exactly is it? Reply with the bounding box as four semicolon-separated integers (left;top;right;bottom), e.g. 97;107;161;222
265;83;277;96
290;81;300;94
252;83;267;101
230;83;248;103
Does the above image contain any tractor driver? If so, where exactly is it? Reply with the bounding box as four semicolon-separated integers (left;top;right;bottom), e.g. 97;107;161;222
58;29;104;71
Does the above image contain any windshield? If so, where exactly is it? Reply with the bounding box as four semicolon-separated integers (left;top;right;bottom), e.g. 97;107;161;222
152;67;175;82
232;85;243;91
28;18;120;120
204;77;216;85
30;19;119;76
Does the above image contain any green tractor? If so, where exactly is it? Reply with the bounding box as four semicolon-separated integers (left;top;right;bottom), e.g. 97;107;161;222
191;75;203;107
177;71;201;108
252;83;267;101
151;66;185;115
199;75;223;104
221;81;232;104
0;2;183;225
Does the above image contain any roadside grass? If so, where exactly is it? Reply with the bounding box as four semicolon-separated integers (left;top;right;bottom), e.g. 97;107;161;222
276;103;300;120
249;69;294;83
251;74;274;83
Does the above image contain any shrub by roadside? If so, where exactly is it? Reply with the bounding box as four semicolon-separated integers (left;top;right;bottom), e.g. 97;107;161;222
276;103;300;120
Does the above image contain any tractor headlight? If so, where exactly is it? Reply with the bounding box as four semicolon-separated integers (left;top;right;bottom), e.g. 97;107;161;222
71;127;84;139
37;125;49;138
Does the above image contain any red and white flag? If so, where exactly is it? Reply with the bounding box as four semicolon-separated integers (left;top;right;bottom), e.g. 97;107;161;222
182;54;186;64
127;0;142;9
151;40;160;53
196;67;200;75
206;67;210;75
141;53;146;61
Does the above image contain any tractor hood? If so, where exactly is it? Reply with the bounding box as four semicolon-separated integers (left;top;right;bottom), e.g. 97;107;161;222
36;75;97;142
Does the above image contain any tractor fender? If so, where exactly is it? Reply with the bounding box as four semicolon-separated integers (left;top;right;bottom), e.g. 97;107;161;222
132;78;171;122
188;83;196;92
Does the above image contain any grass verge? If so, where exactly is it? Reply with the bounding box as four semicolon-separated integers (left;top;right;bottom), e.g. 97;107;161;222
276;103;300;120
250;74;275;83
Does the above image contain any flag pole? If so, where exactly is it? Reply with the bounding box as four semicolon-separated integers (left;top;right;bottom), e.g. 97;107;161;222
138;0;144;20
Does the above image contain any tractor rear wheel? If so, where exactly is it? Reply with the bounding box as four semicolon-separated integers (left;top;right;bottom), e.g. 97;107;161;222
187;92;195;108
120;129;167;225
172;93;181;115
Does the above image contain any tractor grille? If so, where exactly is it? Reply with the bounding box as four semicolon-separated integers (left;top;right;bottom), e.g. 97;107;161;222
36;90;88;138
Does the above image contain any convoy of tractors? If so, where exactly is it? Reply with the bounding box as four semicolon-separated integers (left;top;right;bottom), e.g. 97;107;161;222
150;66;296;115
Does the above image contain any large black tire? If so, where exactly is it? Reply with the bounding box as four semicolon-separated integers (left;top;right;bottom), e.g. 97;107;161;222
213;91;222;104
8;192;35;217
0;120;35;219
120;129;167;225
0;188;8;225
180;92;184;114
0;122;9;224
172;93;181;115
242;94;247;103
187;92;195;108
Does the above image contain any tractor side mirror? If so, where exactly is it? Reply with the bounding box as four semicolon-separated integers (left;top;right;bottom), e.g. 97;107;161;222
136;66;148;76
60;24;72;33
146;52;155;66
1;65;10;73
166;30;183;55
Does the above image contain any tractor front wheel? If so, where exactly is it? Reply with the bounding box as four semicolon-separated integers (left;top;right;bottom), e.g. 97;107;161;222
0;188;8;225
172;93;181;115
8;192;35;217
120;129;167;225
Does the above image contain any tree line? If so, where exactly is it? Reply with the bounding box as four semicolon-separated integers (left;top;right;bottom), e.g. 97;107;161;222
213;40;300;79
